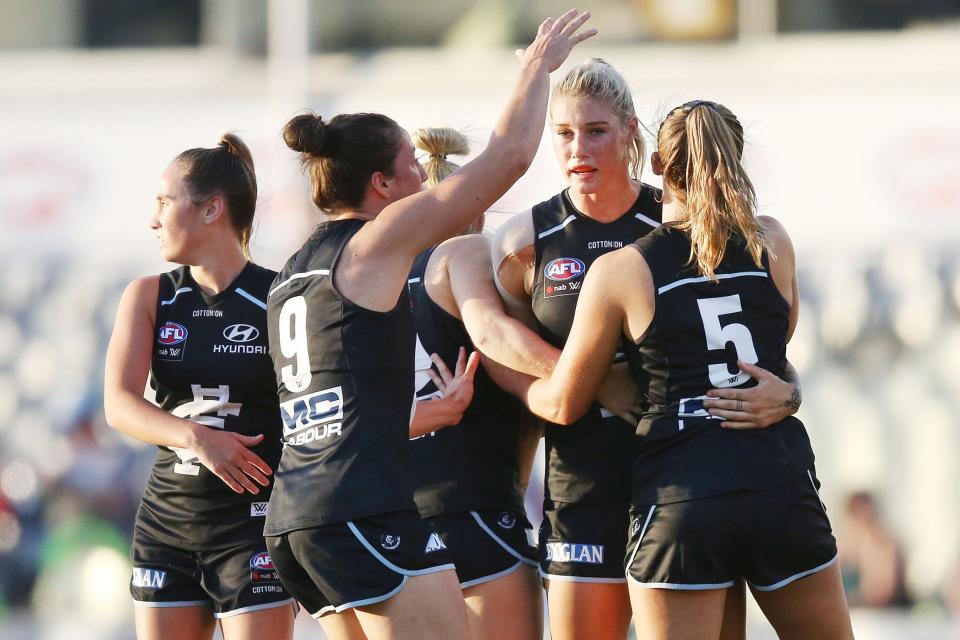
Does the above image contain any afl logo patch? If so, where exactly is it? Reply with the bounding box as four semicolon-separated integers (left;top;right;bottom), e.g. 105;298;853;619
497;512;517;529
249;552;274;570
545;257;585;281
157;322;187;345
224;323;259;343
380;535;401;551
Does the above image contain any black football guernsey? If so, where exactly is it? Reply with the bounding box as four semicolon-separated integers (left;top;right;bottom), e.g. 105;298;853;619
626;224;814;506
136;262;282;550
264;219;417;536
530;185;661;504
406;247;527;518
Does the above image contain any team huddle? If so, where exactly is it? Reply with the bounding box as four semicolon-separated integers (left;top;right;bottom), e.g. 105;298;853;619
103;9;855;640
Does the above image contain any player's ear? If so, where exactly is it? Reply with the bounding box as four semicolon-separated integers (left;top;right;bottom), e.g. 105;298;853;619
370;171;391;199
203;195;225;224
651;152;664;176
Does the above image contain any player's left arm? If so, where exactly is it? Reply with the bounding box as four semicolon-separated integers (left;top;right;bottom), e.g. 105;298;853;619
498;249;645;424
703;215;802;429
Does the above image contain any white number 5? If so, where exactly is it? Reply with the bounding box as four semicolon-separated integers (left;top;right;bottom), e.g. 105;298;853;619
696;295;758;388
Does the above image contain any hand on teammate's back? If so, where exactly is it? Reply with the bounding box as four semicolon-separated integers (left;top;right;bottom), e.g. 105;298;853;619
703;360;801;430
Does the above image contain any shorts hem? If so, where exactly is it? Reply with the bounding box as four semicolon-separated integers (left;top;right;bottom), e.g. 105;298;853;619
540;569;627;584
214;598;297;619
132;599;210;608
313;576;410;618
468;511;538;567
748;554;838;592
626;574;735;590
461;560;526;590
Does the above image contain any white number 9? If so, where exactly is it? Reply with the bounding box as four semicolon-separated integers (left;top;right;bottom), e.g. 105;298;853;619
279;296;311;392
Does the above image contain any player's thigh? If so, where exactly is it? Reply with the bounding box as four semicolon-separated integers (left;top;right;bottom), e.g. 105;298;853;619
134;605;216;640
546;580;631;640
219;602;296;640
316;609;368;640
628;584;728;640
355;569;470;640
749;562;854;640
463;564;542;640
718;579;746;640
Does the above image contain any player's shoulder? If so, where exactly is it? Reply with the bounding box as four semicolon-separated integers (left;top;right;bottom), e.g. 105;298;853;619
491;209;535;256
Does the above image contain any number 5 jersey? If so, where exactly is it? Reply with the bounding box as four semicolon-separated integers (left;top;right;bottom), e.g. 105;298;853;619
624;223;814;507
137;262;283;549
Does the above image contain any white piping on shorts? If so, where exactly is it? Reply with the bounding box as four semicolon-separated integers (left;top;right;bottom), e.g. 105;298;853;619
132;598;209;608
748;554;839;592
234;287;267;310
469;511;538;567
624;505;656;573
807;469;827;512
312;576;409;618
215;598;296;619
160;287;192;305
540;570;627;584
460;560;524;590
627;576;736;590
345;521;456;577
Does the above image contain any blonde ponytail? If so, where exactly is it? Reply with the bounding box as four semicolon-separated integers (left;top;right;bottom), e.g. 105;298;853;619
658;101;764;279
412;127;470;187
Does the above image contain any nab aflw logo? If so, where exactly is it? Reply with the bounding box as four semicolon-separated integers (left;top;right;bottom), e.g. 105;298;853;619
224;324;259;343
157;322;188;345
544;257;586;281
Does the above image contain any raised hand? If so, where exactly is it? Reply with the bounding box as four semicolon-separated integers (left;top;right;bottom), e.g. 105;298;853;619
191;429;273;494
516;9;597;73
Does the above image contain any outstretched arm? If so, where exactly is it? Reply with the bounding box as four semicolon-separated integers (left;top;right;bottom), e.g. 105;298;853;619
440;234;559;377
349;11;597;299
104;277;271;495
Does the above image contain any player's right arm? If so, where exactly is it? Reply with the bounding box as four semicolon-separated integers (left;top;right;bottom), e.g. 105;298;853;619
491;210;538;326
103;276;270;494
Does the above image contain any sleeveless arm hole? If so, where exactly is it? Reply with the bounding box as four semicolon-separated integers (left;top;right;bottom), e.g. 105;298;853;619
757;215;798;339
491;211;537;325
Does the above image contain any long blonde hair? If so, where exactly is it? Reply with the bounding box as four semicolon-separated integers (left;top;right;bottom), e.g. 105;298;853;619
550;58;645;179
411;127;470;186
657;100;764;280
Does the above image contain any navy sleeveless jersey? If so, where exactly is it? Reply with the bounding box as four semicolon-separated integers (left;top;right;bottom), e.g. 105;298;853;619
406;247;527;518
626;224;814;505
264;219;417;535
530;185;661;503
137;262;282;550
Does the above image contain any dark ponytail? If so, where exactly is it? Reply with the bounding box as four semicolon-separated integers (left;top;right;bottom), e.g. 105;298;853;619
176;133;257;258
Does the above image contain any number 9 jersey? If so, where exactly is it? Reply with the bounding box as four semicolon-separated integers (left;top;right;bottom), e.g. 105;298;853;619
625;223;815;507
264;219;418;537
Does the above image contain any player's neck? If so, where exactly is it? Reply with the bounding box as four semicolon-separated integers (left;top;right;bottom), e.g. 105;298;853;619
567;178;639;222
660;187;683;224
189;244;248;295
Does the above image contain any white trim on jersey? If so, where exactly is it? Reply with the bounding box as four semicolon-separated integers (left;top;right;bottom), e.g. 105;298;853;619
234;287;267;310
634;212;660;228
807;469;827;512
657;271;769;295
268;269;330;297
749;554;838;592
160;287;193;306
537;214;577;239
407;277;421;284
